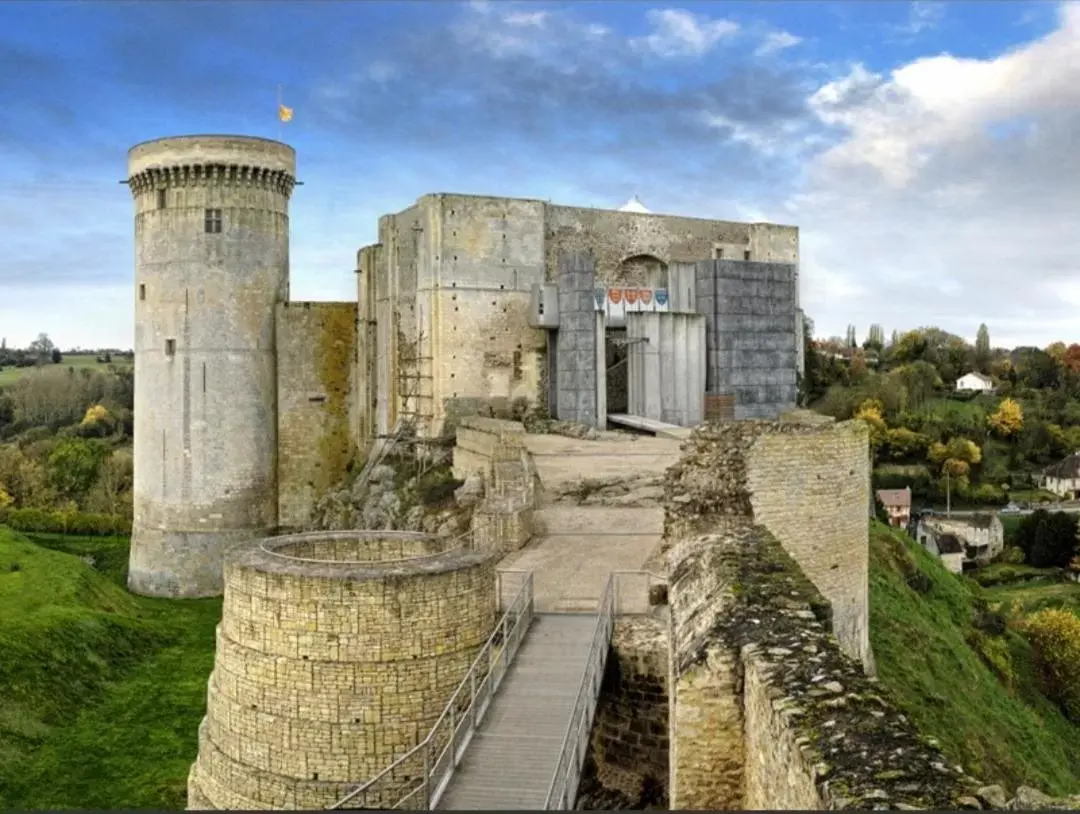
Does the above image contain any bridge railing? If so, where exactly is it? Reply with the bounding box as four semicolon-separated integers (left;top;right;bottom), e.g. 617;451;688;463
542;569;667;810
328;569;535;811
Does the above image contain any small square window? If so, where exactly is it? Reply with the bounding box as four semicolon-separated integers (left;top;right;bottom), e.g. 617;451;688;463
165;339;176;356
743;250;751;261
204;208;223;234
157;189;167;209
139;283;146;301
713;247;724;259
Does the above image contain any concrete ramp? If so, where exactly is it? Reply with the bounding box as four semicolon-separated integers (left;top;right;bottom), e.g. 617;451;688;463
502;506;663;613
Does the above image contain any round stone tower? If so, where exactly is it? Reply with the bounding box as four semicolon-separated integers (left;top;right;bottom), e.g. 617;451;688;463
125;135;296;598
187;530;497;810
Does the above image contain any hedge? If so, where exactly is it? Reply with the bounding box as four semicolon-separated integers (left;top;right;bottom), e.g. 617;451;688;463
0;507;131;537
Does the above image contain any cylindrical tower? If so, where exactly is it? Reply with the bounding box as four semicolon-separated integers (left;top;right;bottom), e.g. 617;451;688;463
187;530;498;810
126;135;296;598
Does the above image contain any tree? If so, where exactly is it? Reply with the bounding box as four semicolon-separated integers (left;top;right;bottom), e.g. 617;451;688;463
864;324;885;353
975;324;991;372
889;361;941;409
1021;608;1080;721
46;437;108;504
989;398;1024;438
846;324;858;348
28;332;55;362
1014;509;1078;568
854;399;887;454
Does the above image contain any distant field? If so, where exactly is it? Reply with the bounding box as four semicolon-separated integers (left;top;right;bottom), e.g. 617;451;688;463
0;354;131;387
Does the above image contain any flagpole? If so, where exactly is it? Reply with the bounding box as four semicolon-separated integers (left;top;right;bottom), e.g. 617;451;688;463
277;84;282;141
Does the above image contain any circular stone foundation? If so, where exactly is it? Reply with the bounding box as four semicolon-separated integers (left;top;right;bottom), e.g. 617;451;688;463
187;530;497;810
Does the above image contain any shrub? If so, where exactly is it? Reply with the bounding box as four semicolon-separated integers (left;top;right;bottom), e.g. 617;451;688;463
965;628;1016;689
1020;608;1080;722
0;506;131;537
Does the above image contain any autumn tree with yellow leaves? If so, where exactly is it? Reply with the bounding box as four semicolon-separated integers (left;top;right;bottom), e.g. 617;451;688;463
988;398;1024;438
1020;608;1080;722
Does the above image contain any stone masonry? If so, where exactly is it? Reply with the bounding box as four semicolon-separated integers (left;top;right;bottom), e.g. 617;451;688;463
666;522;977;810
127;135;296;599
187;530;496;810
664;418;873;672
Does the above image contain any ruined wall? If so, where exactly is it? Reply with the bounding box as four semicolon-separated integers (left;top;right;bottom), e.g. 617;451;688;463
591;617;670;804
127;135;294;598
666;524;977;811
665;420;872;672
276;302;358;529
187;530;496;810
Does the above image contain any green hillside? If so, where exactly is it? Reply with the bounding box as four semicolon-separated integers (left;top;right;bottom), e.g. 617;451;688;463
0;527;220;810
868;521;1080;794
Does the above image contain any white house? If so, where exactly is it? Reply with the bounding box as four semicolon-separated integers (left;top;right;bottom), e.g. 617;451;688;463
1042;453;1080;499
915;513;1005;570
955;371;994;393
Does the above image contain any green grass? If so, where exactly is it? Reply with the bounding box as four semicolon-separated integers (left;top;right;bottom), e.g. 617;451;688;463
0;354;132;387
981;577;1080;617
869;520;1080;794
0;526;220;810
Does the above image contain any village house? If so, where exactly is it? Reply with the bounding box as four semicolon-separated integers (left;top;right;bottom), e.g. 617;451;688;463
914;513;1005;570
925;532;966;574
955;371;994;393
876;487;912;528
1040;452;1080;499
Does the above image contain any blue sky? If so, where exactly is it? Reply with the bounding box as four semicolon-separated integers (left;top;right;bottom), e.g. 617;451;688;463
0;0;1075;351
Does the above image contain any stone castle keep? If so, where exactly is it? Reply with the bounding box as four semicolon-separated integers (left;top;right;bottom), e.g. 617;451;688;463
123;135;990;812
125;135;805;600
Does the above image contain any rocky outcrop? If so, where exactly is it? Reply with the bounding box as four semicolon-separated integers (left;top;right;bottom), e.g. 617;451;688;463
307;460;472;538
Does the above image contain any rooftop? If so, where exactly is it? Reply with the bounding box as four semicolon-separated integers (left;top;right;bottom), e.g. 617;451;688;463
877;487;912;508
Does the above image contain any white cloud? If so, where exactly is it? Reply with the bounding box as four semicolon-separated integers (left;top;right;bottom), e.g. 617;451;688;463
784;2;1080;347
897;1;946;36
756;30;802;56
633;8;739;58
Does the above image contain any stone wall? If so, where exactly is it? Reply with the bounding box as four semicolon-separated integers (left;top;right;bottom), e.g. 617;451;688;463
590;617;670;805
276;302;358;529
667;523;977;811
187;530;496;810
664;420;873;672
555;251;600;425
451;416;538;555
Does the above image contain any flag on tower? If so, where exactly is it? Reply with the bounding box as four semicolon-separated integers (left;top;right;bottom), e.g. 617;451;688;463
278;103;293;123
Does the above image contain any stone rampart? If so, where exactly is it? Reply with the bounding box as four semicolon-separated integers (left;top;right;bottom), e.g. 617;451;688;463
667;522;976;810
664;419;873;672
453;416;537;555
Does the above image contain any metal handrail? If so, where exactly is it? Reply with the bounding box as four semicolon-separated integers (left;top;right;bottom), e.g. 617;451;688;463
542;569;667;809
542;573;617;809
328;569;535;810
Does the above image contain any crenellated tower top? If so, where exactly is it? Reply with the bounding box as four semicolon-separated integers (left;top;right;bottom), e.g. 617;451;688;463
125;135;296;198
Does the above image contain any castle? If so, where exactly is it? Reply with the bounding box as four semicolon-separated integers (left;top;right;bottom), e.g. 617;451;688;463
124;134;804;599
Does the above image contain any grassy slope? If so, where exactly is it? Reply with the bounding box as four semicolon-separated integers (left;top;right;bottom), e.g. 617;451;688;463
869;520;1080;795
0;353;131;387
0;528;220;810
